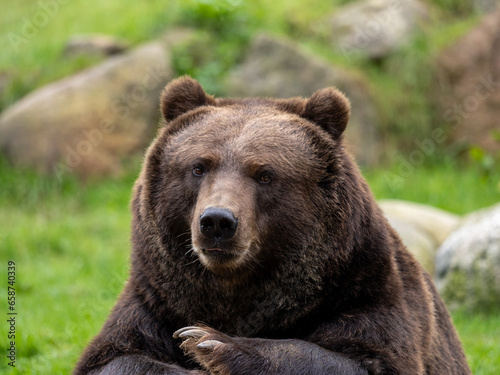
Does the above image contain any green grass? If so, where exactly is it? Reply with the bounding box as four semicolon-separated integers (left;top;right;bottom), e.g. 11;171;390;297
1;158;500;374
363;158;500;214
0;161;136;374
452;311;500;374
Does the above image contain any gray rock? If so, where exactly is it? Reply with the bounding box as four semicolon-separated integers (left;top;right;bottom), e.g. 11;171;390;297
321;0;429;59
379;200;460;244
226;34;380;165
0;41;172;180
435;203;500;311
64;34;129;57
379;199;460;274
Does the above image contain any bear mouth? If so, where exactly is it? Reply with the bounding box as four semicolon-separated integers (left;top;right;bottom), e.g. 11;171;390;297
201;247;240;264
192;241;259;278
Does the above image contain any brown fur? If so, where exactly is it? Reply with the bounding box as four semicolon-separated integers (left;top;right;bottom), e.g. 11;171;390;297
74;76;471;375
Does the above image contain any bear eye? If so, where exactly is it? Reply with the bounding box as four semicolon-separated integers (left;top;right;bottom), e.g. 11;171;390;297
192;165;205;177
257;172;272;184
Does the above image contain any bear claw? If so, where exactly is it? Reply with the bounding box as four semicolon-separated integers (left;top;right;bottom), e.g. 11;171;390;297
180;329;208;339
196;340;223;350
173;326;209;339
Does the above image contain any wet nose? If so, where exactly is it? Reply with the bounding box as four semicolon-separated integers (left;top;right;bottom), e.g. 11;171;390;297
199;207;238;241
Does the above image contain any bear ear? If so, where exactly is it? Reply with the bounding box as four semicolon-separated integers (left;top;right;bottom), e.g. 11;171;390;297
160;76;215;122
302;88;351;140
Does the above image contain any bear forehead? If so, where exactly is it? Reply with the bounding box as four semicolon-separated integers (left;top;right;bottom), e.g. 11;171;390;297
168;106;323;169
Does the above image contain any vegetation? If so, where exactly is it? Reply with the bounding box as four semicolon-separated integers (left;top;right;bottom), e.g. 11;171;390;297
0;159;135;374
1;0;499;374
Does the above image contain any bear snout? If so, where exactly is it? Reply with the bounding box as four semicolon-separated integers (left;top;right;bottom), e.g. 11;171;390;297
191;205;259;273
199;207;238;242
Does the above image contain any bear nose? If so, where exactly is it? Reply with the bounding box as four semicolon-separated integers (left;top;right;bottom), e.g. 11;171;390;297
199;207;238;241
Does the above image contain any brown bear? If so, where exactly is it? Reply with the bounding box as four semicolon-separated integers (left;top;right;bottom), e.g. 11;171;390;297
74;76;471;375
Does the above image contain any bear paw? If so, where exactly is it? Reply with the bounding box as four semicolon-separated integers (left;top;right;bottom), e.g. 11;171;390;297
173;326;255;375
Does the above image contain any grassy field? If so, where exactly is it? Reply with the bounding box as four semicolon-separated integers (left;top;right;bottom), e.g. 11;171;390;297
0;160;137;374
0;158;499;374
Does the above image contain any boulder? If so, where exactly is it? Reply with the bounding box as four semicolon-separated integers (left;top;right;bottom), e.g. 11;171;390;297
435;203;500;311
436;6;500;155
64;34;129;58
0;42;173;180
226;34;380;166
379;199;460;244
379;199;460;274
320;0;429;59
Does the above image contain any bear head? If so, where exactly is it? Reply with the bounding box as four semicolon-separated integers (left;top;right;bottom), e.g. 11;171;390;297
130;77;383;331
137;76;353;276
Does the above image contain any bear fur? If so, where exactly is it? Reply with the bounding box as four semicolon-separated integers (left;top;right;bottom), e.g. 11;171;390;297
74;76;471;375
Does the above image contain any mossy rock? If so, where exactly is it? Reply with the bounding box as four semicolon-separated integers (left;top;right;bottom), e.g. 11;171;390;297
436;203;500;312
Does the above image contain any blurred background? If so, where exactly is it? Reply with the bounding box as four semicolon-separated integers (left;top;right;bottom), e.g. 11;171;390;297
0;0;499;374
